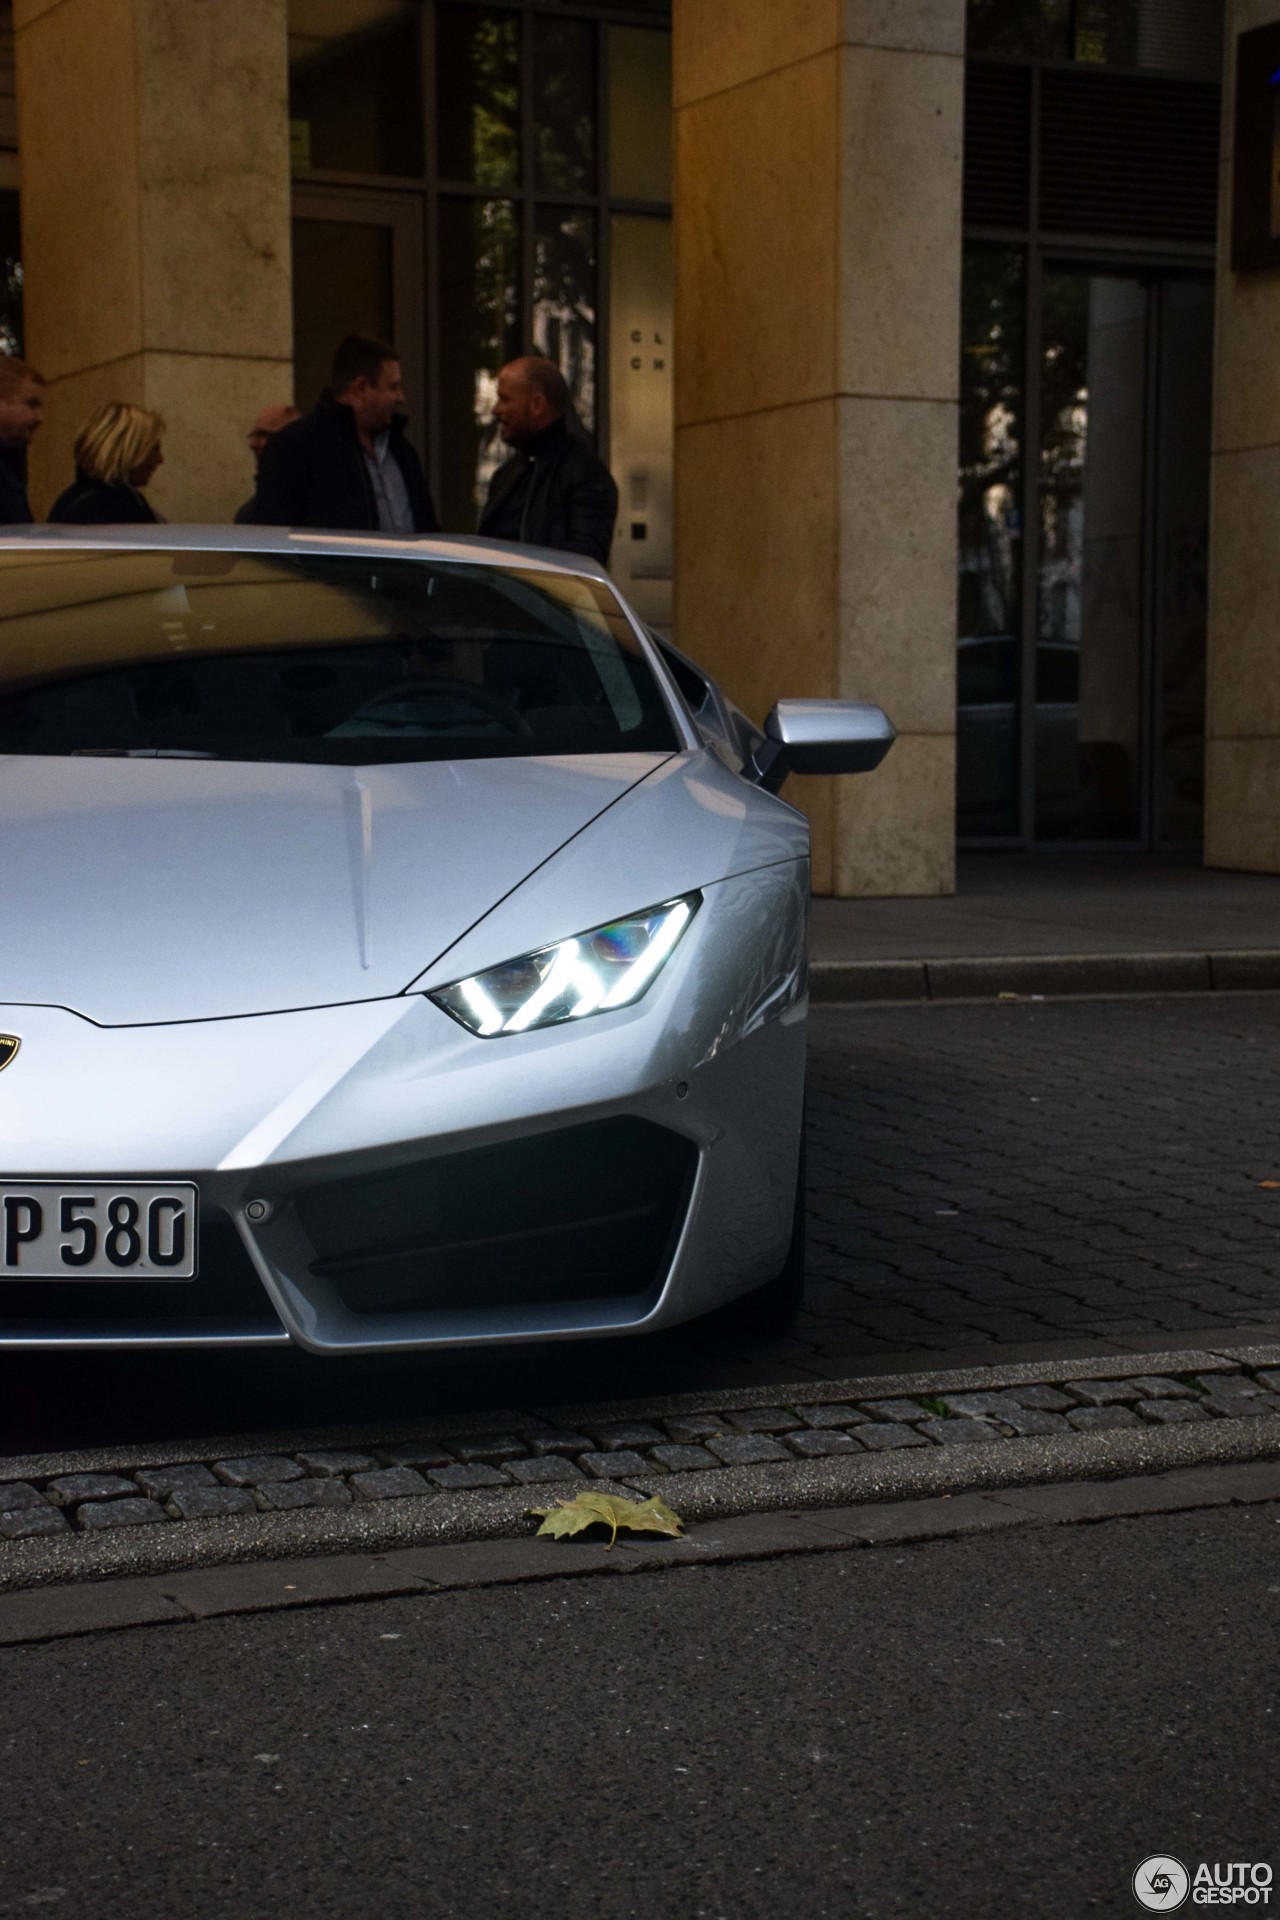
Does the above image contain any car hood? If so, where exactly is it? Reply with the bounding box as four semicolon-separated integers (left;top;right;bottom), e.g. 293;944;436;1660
0;753;670;1025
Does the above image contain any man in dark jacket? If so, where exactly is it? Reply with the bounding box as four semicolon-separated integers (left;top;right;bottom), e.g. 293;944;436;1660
0;357;45;524
243;334;438;534
478;356;617;566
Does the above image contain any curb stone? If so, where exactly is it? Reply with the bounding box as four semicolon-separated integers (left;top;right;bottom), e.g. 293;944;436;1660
809;949;1280;1004
1;1456;1279;1648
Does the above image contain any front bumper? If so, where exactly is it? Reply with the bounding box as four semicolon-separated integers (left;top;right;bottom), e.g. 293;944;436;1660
0;861;808;1350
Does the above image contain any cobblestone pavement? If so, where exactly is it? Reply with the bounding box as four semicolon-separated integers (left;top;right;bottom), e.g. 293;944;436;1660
799;994;1280;1363
4;1358;1278;1544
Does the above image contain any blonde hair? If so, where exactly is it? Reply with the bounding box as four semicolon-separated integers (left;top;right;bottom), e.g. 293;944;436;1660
73;402;164;486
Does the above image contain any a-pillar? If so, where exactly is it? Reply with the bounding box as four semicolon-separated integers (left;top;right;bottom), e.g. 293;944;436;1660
13;0;292;523
1205;1;1280;871
672;1;964;896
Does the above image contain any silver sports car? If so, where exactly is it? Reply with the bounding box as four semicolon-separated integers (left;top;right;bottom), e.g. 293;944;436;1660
0;528;892;1352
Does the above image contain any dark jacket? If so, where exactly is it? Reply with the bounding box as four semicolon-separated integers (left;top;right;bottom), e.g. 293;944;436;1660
48;469;160;525
478;418;618;566
0;444;33;525
240;395;438;534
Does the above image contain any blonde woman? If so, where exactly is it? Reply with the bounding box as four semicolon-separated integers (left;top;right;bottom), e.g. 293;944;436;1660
48;402;164;524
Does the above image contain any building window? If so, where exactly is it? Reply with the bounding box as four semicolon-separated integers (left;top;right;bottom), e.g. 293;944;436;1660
288;0;673;617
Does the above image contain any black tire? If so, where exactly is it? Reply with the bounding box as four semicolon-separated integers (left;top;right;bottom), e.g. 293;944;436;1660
729;1121;806;1332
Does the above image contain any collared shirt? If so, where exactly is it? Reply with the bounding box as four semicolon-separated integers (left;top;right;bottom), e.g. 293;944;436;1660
363;431;415;534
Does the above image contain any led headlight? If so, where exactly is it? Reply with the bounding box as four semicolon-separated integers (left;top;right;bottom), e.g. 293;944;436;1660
430;894;701;1037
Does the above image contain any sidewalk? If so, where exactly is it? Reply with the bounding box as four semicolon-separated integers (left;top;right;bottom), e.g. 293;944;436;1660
810;851;1280;999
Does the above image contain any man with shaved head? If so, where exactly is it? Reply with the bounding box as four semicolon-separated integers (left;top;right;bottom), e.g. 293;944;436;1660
478;354;618;566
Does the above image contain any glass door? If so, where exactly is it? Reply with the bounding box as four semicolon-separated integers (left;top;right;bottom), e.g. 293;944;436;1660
290;187;426;444
957;250;1213;847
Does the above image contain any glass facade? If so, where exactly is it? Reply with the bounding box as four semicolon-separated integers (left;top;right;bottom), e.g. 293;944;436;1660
287;0;673;619
958;0;1220;846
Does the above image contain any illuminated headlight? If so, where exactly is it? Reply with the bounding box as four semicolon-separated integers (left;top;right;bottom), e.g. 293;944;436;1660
430;894;701;1038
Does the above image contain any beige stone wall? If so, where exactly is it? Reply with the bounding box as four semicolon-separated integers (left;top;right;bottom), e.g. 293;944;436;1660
673;0;963;896
1204;0;1280;871
14;0;292;524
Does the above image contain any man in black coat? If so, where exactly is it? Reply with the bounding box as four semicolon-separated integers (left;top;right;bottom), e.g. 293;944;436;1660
478;356;617;566
243;334;438;535
0;357;45;524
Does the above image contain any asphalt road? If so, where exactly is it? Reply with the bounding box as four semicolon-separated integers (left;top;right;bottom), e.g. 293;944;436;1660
6;994;1280;1455
0;1501;1274;1920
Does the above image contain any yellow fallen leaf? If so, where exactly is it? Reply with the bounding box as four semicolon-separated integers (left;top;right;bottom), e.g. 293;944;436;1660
529;1489;684;1551
1259;1180;1280;1189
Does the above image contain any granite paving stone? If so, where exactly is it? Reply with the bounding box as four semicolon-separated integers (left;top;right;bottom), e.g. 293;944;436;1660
916;1418;1000;1446
726;1408;803;1435
857;1399;930;1424
375;1443;454;1471
579;1450;651;1480
213;1455;304;1488
447;1436;528;1466
936;1392;1012;1417
294;1450;379;1477
135;1465;218;1501
588;1422;668;1452
504;1456;587;1485
75;1497;168;1530
1258;1370;1280;1392
785;1430;861;1458
996;1409;1070;1436
526;1430;594;1458
46;1474;139;1508
1124;1376;1197;1400
258;1479;354;1511
351;1466;434;1501
426;1464;511;1491
854;1423;930;1451
1199;1392;1280;1420
797;1404;867;1429
648;1444;721;1473
0;1507;69;1540
1199;1374;1269;1400
662;1415;730;1444
1136;1400;1210;1426
1065;1406;1144;1433
1063;1381;1144;1407
705;1435;791;1467
0;1482;46;1514
166;1486;257;1520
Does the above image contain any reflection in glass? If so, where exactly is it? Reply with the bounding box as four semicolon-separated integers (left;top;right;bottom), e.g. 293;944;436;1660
0;191;21;356
438;199;521;533
288;0;423;177
437;6;520;188
608;26;672;203
1037;271;1146;840
609;215;673;627
1154;278;1212;843
534;208;597;435
965;0;1068;59
957;243;1024;837
534;13;596;194
291;220;393;412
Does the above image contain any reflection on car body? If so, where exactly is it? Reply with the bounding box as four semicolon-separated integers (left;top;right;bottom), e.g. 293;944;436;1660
0;527;892;1353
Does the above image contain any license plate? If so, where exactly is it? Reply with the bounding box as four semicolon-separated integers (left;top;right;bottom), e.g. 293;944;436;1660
0;1183;198;1280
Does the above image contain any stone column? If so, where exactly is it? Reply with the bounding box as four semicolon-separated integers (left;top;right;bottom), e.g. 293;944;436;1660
14;0;292;524
1204;1;1280;872
673;1;963;896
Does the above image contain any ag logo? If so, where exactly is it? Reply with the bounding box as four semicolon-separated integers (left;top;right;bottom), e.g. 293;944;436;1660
1134;1857;1190;1912
0;1036;18;1074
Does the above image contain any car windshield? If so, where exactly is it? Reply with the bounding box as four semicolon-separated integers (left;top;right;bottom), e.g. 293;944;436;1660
0;548;679;764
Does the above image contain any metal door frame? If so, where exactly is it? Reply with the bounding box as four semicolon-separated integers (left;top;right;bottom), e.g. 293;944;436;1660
290;184;427;448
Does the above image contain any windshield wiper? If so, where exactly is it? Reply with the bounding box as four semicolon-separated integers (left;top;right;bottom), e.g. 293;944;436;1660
70;747;223;759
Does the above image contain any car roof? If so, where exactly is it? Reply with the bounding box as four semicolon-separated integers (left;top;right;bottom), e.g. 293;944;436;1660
0;523;614;585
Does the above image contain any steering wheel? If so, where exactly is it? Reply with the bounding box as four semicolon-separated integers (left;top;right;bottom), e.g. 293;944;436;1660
344;677;534;738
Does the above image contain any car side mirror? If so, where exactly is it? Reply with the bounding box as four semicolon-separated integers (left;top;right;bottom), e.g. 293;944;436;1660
749;699;896;794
